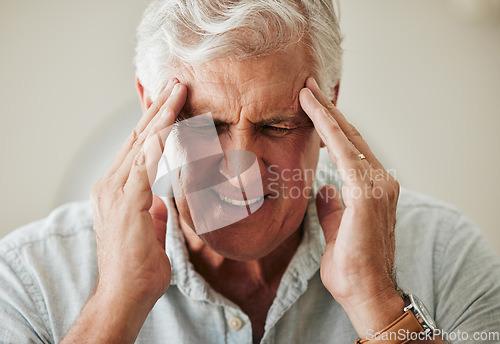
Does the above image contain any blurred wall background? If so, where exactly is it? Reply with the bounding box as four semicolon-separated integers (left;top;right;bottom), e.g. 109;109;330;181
0;0;499;256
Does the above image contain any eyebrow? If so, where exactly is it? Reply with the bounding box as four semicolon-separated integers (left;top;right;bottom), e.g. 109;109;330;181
252;114;306;127
178;109;307;126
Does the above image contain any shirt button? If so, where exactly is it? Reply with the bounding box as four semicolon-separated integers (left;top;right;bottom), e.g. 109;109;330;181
228;317;243;330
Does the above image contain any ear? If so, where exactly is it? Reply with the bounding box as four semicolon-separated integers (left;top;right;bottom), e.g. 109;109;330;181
136;76;154;114
330;81;340;106
319;81;341;148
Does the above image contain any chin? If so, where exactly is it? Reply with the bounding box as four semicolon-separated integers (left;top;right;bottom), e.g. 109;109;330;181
197;214;282;261
176;190;309;260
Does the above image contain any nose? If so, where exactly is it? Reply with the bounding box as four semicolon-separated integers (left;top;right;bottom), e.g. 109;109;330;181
218;130;263;190
218;150;262;190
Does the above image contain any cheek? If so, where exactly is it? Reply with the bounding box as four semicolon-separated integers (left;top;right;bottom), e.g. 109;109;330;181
265;129;320;175
174;195;195;231
170;157;221;232
264;130;321;199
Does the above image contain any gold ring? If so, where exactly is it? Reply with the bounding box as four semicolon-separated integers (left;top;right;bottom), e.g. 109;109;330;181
358;153;366;160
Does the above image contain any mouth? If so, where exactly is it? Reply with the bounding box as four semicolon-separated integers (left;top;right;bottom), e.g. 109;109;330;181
216;192;264;207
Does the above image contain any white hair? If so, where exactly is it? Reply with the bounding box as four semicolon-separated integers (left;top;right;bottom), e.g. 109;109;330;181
135;0;343;100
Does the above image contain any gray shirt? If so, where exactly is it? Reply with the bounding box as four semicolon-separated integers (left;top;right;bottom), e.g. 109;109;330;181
1;170;500;343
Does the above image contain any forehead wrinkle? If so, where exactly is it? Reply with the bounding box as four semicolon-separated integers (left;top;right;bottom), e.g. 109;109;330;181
238;83;303;122
238;72;305;106
184;77;302;123
172;44;311;125
183;84;242;120
184;81;305;126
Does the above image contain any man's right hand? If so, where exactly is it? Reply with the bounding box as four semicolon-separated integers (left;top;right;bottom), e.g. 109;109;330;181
61;79;187;344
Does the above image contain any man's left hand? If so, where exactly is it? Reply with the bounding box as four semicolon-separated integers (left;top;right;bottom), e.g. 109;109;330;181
299;77;405;337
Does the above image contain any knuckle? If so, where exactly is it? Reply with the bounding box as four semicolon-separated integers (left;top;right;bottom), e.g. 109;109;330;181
91;177;124;206
131;151;148;171
328;120;343;134
128;128;140;144
346;123;362;139
132;131;148;149
161;108;175;121
110;188;124;203
392;179;400;192
346;144;361;160
325;102;336;112
385;177;399;195
91;179;104;200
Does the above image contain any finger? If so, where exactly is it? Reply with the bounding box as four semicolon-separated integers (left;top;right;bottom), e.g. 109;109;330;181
150;195;168;249
114;83;187;185
316;185;344;244
299;87;371;187
106;78;179;177
305;77;384;171
143;125;173;187
123;148;152;211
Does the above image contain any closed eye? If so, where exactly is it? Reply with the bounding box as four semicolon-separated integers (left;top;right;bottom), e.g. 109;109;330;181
262;125;294;136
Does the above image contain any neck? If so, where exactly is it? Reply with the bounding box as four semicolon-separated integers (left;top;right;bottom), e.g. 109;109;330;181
179;219;303;303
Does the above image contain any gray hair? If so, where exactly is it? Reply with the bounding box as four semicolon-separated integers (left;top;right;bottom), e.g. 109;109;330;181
135;0;343;100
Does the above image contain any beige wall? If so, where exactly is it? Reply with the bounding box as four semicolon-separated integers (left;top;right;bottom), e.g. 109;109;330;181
1;0;499;256
0;0;148;233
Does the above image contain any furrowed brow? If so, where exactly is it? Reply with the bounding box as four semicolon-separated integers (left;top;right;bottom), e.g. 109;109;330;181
178;109;307;127
177;110;228;127
254;114;305;126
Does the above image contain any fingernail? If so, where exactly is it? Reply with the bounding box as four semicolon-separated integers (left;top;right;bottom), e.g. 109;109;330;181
171;83;181;95
311;77;319;89
165;78;175;90
307;88;316;99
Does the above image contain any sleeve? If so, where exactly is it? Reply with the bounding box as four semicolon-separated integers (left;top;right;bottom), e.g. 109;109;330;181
434;214;500;343
0;248;52;344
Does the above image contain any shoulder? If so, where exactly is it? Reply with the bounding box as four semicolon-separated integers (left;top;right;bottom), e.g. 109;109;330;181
396;187;464;230
0;200;95;255
394;187;491;256
394;187;500;291
397;187;460;214
0;201;97;284
0;201;97;342
396;191;500;332
394;188;475;259
0;200;97;291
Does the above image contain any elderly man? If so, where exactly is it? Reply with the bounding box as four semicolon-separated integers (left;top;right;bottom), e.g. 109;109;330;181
1;1;500;343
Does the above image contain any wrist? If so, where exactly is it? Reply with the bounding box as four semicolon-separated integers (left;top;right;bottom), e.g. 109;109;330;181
95;276;164;310
94;284;159;319
87;289;154;340
62;290;155;344
340;288;405;338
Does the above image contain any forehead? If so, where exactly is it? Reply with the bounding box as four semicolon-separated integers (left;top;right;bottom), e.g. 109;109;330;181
171;45;311;120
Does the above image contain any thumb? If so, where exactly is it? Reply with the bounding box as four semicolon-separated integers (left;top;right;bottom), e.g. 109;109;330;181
150;195;168;249
316;185;344;244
